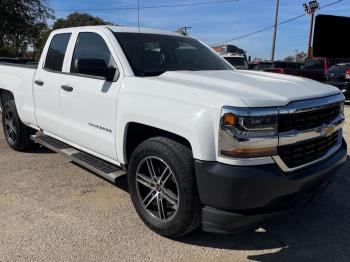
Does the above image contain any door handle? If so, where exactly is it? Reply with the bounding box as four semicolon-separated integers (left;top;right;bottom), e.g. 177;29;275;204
61;85;74;92
34;80;44;86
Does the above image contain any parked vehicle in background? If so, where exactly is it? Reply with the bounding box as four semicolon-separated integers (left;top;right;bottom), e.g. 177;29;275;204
222;53;248;70
211;44;245;55
300;57;331;82
249;61;273;71
301;57;349;82
0;57;37;65
262;58;350;83
212;44;248;70
324;63;350;100
248;61;258;70
264;61;302;76
0;26;347;237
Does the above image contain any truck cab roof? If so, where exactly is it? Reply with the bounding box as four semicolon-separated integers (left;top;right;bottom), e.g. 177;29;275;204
52;25;186;37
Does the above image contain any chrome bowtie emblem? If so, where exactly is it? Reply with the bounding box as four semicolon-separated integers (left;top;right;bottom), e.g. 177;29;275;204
320;125;335;137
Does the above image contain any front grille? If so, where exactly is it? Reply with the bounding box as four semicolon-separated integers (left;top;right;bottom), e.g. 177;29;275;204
278;131;339;168
278;104;341;133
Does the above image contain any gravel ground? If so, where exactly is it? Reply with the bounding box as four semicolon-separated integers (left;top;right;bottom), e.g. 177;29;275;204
0;106;349;262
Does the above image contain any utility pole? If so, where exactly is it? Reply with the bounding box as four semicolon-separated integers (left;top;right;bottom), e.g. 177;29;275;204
271;0;279;62
137;0;141;32
307;11;315;58
303;1;319;58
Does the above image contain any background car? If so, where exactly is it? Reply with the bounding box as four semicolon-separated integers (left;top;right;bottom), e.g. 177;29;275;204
301;57;350;82
222;54;249;70
263;61;302;75
249;61;273;71
324;63;350;100
262;58;350;83
0;57;38;65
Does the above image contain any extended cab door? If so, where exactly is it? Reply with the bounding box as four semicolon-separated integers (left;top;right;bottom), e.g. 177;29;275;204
60;31;121;161
33;33;72;135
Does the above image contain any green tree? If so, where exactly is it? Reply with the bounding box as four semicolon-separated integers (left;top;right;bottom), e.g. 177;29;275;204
30;12;114;58
284;51;308;63
52;12;113;30
0;0;54;57
284;56;295;62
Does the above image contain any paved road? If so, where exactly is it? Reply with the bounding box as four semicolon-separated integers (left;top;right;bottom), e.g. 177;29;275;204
0;107;349;262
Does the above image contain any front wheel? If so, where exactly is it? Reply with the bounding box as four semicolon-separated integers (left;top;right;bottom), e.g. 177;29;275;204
128;137;201;237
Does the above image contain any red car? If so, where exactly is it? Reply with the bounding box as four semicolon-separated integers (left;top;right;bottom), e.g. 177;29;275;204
264;57;350;82
300;57;349;82
263;61;303;75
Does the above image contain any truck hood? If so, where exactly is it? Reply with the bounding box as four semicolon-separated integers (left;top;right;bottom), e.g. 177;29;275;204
155;70;340;107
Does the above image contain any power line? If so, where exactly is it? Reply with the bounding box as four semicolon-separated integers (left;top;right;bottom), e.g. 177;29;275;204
210;0;343;46
210;14;306;46
319;0;343;9
55;0;238;12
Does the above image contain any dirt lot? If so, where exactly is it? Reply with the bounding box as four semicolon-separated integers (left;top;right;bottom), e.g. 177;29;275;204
0;106;349;262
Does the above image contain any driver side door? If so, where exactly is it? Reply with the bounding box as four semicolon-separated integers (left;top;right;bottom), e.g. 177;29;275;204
60;31;121;161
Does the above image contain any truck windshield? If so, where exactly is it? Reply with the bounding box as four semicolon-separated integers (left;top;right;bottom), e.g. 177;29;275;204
114;33;233;76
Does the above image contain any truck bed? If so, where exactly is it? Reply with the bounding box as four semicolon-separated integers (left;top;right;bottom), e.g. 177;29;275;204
0;63;37;124
0;62;38;69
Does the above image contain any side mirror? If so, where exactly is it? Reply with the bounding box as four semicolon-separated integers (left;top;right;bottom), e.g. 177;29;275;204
74;58;119;81
105;66;119;82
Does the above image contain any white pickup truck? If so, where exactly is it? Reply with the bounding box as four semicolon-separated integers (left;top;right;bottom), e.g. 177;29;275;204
0;26;347;237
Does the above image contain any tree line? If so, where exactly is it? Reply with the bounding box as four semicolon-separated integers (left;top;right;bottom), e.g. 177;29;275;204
0;0;113;59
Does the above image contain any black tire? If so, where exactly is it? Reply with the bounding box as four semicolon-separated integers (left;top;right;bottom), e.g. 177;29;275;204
2;101;35;151
128;137;201;237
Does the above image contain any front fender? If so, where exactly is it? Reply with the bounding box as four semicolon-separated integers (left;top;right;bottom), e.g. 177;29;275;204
116;93;219;164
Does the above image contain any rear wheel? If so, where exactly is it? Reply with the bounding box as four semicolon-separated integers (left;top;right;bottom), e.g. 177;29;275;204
2;101;35;151
128;137;201;237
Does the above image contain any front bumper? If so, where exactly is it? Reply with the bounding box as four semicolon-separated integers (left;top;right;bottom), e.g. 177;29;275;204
195;139;347;234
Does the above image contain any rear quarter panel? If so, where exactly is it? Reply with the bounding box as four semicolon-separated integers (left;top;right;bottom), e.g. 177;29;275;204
0;64;37;126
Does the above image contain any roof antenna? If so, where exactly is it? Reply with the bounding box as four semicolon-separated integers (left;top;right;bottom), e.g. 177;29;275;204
137;0;141;32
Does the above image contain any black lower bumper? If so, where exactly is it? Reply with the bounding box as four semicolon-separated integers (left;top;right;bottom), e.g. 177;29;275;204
195;139;347;234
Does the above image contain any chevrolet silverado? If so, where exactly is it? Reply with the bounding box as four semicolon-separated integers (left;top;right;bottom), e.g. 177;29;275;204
0;26;347;237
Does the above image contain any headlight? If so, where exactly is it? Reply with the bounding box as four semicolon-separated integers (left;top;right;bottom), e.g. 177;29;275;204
219;107;278;158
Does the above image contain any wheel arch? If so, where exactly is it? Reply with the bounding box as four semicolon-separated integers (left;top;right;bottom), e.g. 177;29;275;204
116;93;218;166
0;89;15;110
123;122;194;166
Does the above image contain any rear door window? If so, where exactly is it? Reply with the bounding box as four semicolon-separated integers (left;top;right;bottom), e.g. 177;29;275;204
44;33;71;72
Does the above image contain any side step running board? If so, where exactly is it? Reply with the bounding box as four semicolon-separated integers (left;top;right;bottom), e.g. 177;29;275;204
31;133;126;183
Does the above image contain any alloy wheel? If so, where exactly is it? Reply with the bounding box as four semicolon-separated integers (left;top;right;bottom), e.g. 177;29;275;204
4;110;17;144
135;156;179;222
